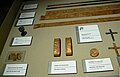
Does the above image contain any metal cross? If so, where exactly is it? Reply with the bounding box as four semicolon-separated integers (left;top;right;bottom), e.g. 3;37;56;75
106;29;118;41
108;43;120;56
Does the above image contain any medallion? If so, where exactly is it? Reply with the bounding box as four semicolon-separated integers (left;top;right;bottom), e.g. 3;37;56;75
90;48;99;57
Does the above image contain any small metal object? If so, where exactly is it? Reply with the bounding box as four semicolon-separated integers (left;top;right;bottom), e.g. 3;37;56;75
90;48;99;57
18;26;27;36
21;31;27;36
106;29;118;41
18;26;25;32
108;43;120;66
108;43;120;56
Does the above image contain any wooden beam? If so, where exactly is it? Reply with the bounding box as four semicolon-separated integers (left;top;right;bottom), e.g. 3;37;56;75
41;9;120;20
47;0;120;9
40;4;120;20
46;4;120;16
34;16;120;29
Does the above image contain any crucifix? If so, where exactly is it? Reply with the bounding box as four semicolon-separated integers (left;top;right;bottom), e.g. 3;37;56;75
106;29;118;41
108;43;120;65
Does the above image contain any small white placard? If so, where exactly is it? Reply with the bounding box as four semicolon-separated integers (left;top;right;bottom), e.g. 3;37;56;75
16;18;34;26
11;36;32;46
83;58;113;72
23;4;38;10
48;60;77;74
19;12;35;18
3;64;28;76
76;24;102;43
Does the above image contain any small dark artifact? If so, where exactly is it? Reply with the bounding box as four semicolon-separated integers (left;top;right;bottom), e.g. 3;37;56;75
18;26;27;36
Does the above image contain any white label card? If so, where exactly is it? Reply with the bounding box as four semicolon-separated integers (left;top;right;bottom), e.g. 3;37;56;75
83;58;113;72
23;4;38;10
3;64;28;76
48;60;77;74
11;36;32;46
16;18;34;26
19;12;35;18
76;24;102;43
